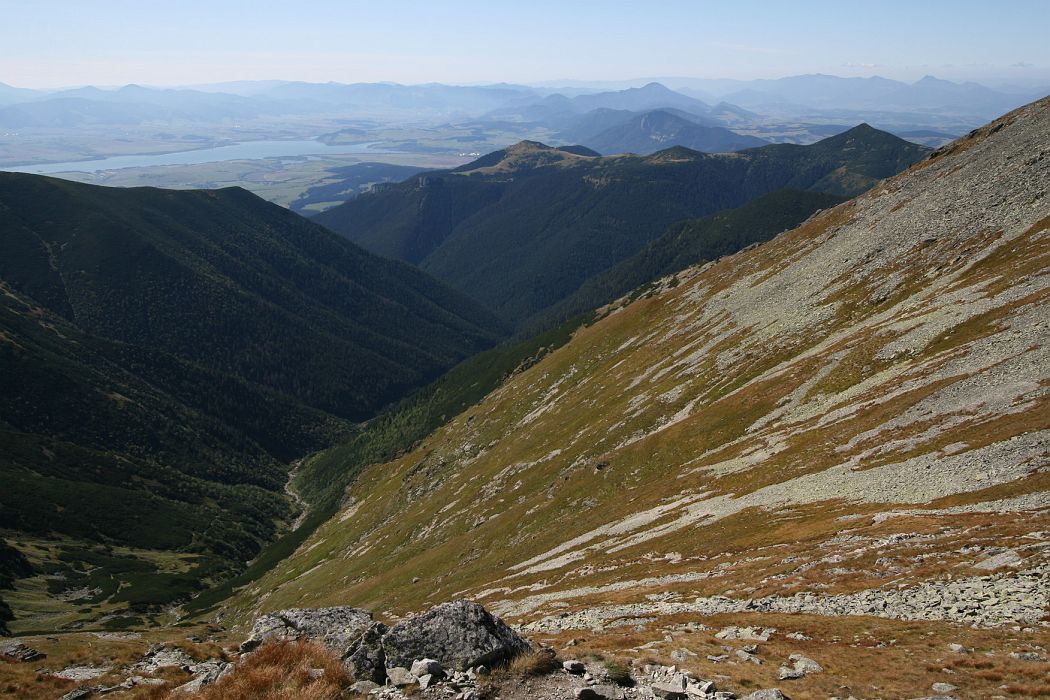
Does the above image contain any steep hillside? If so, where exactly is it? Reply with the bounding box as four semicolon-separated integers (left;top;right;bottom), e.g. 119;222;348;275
532;189;848;330
236;98;1050;698
585;109;769;155
0;174;504;630
316;128;929;326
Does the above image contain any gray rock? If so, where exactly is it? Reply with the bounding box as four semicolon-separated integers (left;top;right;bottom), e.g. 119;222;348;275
713;694;736;700
948;643;967;653
381;601;529;671
686;680;715;696
564;659;586;673
653;673;689;699
740;691;789;700
411;657;444;678
133;645;195;673
0;640;45;662
240;606;373;653
351;680;380;694
418;673;435;689
172;660;231;694
578;685;625;700
386;666;417;687
345;621;389;684
716;626;774;642
777;667;805;680
128;676;166;687
54;665;112;681
1009;650;1045;661
973;549;1022;570
788;654;822;674
931;682;958;694
58;689;95;700
595;683;626;699
735;649;762;665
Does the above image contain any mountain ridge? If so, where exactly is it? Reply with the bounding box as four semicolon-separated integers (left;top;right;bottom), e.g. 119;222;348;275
314;125;930;326
233;99;1050;700
0;172;505;628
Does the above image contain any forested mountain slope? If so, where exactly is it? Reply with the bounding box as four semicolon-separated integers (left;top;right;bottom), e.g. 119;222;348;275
316;127;928;326
0;174;504;630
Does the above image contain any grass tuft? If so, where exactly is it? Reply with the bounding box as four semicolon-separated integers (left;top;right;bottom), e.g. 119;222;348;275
182;639;351;700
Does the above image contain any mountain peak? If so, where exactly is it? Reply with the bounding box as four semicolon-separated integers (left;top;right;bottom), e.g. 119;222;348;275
455;141;599;174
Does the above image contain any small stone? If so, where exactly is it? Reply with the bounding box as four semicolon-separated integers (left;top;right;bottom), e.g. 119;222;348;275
778;667;804;680
739;690;788;700
418;673;435;689
948;643;967;654
653;673;689;699
788;654;823;674
931;682;958;694
564;660;586;674
735;649;762;665
411;658;444;678
686;680;715;696
386;666;417;687
350;680;380;694
58;689;96;700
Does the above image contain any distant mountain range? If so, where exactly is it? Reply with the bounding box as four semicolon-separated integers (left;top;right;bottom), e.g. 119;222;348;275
315;126;929;327
0;173;503;615
0;74;1041;132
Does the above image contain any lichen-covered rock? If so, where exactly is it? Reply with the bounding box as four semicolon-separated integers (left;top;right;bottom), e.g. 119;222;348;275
240;606;373;653
740;690;790;700
0;640;45;662
172;660;232;694
344;621;388;684
381;600;530;671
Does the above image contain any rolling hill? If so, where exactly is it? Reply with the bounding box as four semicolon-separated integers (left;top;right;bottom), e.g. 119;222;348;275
0;173;504;628
315;126;929;326
583;109;769;155
232;96;1050;700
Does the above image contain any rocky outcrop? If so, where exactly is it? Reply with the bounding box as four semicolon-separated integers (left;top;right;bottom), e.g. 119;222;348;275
240;606;374;653
242;600;528;684
381;600;531;671
344;621;389;684
0;639;44;662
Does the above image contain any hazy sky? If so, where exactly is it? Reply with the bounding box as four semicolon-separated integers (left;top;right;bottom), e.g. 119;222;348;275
2;0;1048;89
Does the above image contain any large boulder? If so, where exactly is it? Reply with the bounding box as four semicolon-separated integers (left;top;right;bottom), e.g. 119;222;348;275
381;600;530;671
240;606;373;653
344;621;389;684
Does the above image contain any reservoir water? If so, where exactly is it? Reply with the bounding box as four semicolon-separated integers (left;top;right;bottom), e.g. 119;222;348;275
3;140;385;174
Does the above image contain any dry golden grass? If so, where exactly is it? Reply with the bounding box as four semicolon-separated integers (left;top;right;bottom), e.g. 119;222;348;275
507;648;561;678
180;640;351;700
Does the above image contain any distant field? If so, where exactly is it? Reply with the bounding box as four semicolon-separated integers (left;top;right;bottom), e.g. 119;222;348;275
33;152;471;209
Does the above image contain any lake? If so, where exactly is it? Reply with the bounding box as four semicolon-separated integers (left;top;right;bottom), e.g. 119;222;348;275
3;140;387;174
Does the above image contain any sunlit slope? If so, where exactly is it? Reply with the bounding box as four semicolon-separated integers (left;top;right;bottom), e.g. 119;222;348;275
235;97;1049;629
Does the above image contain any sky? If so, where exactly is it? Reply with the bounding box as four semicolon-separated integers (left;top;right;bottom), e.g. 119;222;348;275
1;0;1048;89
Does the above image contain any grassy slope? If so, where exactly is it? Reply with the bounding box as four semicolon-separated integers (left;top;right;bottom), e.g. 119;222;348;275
230;100;1049;635
185;314;585;616
527;189;848;332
